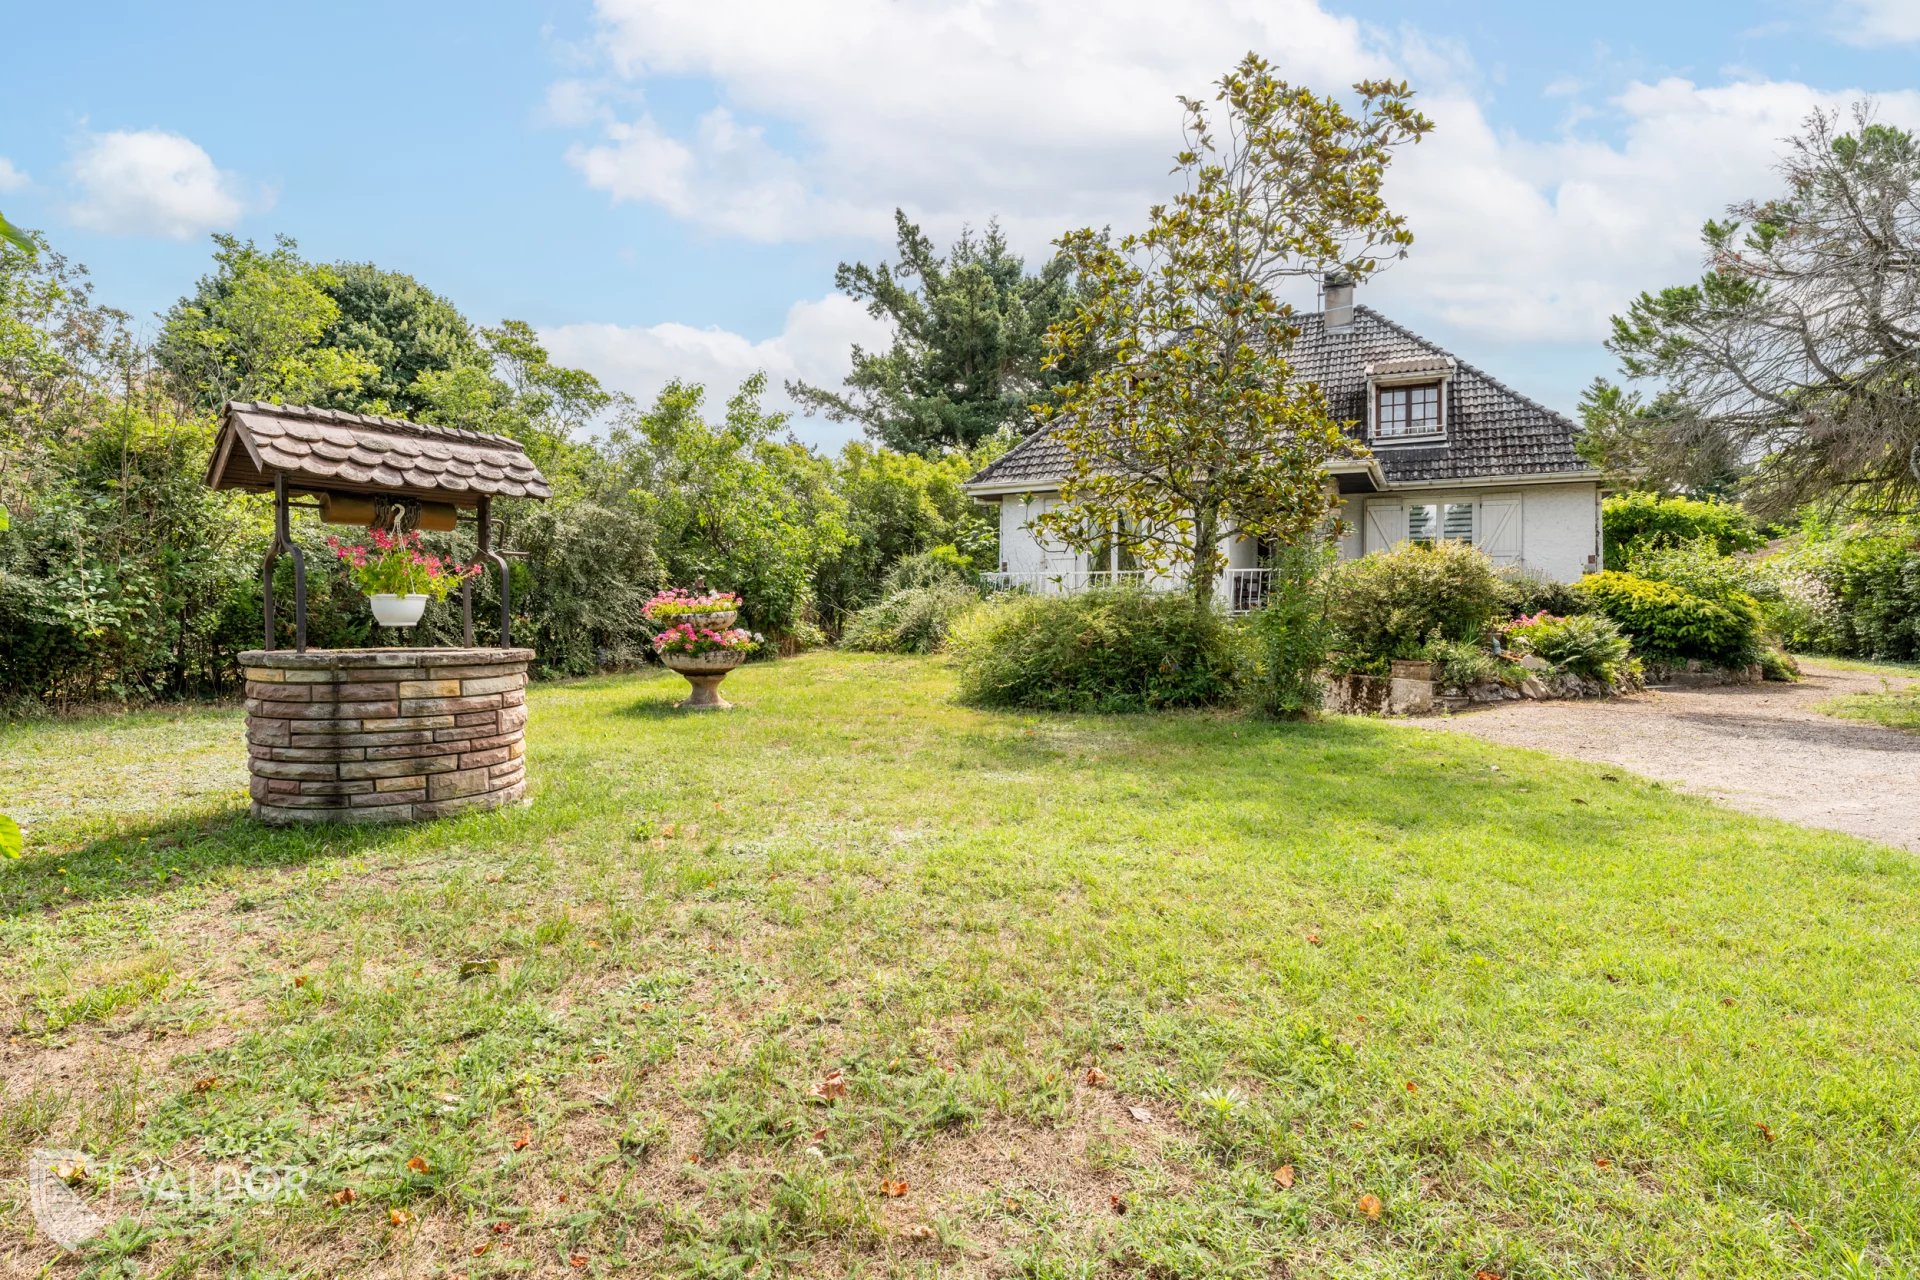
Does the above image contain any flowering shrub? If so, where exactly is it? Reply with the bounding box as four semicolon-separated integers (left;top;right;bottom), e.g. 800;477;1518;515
642;588;743;622
326;530;480;602
652;623;757;658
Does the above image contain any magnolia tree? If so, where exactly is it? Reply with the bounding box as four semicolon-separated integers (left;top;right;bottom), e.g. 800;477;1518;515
1033;54;1432;605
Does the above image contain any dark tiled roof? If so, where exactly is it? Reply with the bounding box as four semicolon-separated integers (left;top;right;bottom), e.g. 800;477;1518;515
967;305;1591;489
207;401;551;505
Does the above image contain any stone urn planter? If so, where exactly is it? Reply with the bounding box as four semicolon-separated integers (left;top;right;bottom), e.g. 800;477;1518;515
660;649;747;710
369;592;429;627
644;587;752;710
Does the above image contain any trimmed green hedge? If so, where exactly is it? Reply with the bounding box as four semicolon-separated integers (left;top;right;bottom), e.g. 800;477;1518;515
948;587;1237;712
1573;571;1762;667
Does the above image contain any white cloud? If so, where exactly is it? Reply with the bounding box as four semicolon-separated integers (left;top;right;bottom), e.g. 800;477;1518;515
66;129;260;239
1836;0;1920;43
566;0;1383;247
1364;79;1920;342
540;292;894;448
0;157;27;193
552;0;1920;402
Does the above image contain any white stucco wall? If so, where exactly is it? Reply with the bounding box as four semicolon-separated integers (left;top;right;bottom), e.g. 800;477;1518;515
996;494;1078;577
986;480;1602;586
1352;481;1601;581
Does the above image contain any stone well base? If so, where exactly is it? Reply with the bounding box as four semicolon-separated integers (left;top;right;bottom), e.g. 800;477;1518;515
242;647;533;824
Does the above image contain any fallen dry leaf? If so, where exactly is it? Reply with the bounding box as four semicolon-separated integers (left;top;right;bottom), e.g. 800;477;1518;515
1357;1193;1383;1221
569;1253;588;1268
193;1076;219;1093
902;1223;936;1241
1084;1067;1109;1087
406;1156;430;1174
388;1208;412;1227
811;1127;828;1142
660;823;676;839
1594;1156;1612;1169
1756;1122;1776;1143
490;1221;512;1235
471;1244;489;1258
512;1129;532;1151
1475;1271;1504;1280
1273;1164;1295;1189
1108;1193;1126;1214
879;1179;909;1198
1306;932;1323;946
293;975;309;988
1404;1081;1418;1094
1127;1105;1153;1123
809;1069;849;1100
331;1187;358;1206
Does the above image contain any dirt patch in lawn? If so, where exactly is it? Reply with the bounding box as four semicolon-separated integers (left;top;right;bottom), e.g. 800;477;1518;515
1413;661;1920;852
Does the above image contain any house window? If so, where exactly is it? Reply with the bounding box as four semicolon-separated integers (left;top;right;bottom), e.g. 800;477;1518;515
1409;502;1475;545
1375;382;1443;439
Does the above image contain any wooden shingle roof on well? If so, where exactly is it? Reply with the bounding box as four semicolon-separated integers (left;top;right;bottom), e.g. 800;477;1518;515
206;401;551;506
966;306;1593;490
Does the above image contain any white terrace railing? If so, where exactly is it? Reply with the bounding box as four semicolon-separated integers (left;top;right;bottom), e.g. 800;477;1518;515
980;566;1279;616
980;569;1154;595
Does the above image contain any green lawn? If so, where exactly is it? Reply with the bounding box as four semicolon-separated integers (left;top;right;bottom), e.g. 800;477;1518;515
1819;688;1920;733
1799;655;1920;734
3;652;1917;1278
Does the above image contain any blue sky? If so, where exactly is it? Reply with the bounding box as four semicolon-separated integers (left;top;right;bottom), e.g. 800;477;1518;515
4;0;1916;446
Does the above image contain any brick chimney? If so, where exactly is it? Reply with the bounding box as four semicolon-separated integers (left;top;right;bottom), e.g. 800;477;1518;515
1323;271;1355;331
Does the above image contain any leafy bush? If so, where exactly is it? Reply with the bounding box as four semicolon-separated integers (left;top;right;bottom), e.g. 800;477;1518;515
1329;541;1504;670
1506;612;1633;682
1629;538;1774;608
1603;491;1764;566
1496;567;1583;619
1236;544;1333;717
1425;637;1504;691
879;544;975;595
949;587;1237;712
1758;648;1800;682
840;583;981;654
1573;571;1762;667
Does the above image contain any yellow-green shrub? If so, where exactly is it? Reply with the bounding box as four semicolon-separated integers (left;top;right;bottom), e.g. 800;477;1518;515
1573;571;1761;667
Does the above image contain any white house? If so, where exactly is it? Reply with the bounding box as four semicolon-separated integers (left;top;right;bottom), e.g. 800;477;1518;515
963;278;1603;611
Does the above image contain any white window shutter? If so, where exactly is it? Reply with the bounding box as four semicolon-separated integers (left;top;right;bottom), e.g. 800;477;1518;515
1480;495;1522;566
1364;502;1403;553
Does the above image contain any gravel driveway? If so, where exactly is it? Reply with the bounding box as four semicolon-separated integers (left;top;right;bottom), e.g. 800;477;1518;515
1414;662;1920;851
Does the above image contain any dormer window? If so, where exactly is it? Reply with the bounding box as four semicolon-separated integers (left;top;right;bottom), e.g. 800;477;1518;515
1376;383;1442;438
1366;355;1456;444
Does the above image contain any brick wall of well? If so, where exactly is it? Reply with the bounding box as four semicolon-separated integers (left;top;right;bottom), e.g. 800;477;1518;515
240;647;534;824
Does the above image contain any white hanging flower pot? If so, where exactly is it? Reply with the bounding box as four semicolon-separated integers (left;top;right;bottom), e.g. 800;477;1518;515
369;593;428;627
